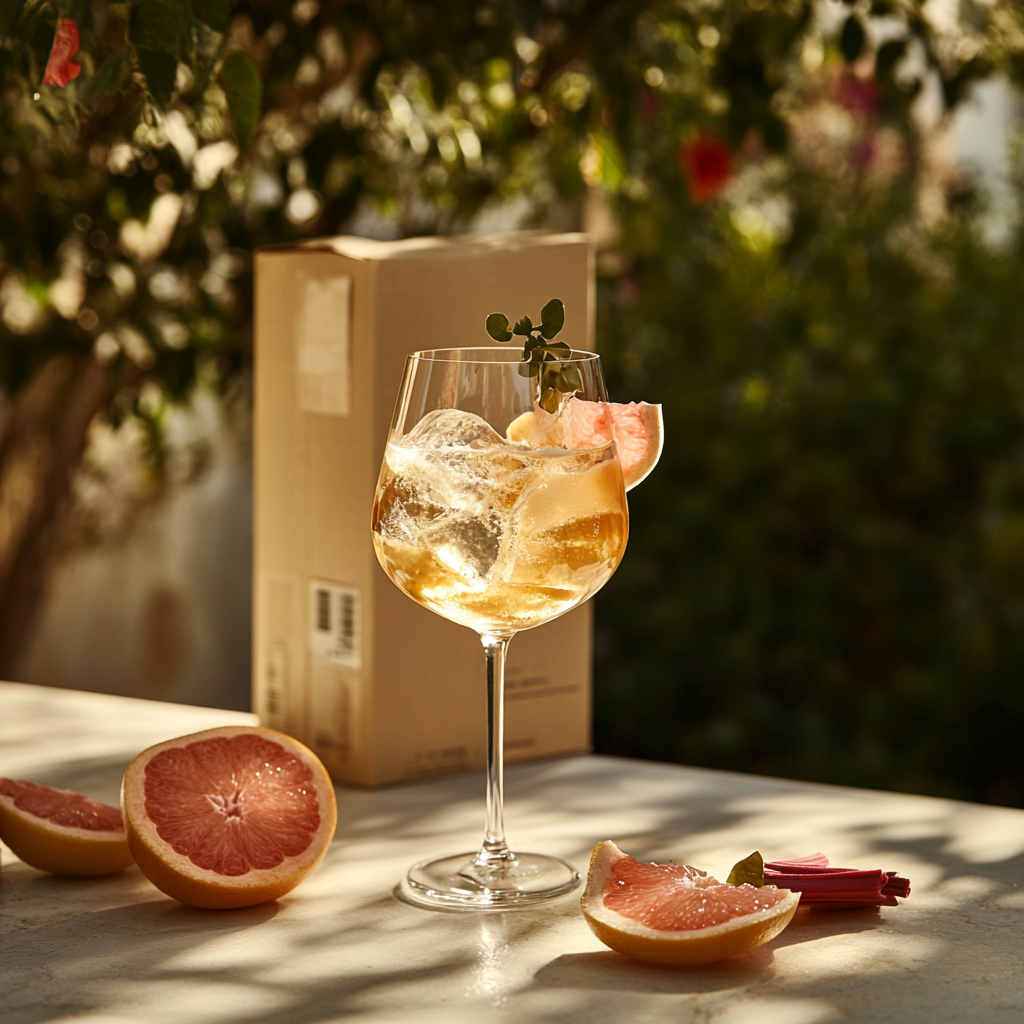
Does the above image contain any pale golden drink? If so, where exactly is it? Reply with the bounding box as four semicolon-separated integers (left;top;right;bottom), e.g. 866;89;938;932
371;408;629;635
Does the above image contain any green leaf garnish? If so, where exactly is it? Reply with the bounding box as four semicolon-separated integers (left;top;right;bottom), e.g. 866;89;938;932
513;314;534;336
540;297;565;339
486;299;576;414
485;313;513;342
726;851;765;887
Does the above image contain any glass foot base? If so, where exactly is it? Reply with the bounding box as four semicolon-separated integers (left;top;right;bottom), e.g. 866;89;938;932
400;851;581;911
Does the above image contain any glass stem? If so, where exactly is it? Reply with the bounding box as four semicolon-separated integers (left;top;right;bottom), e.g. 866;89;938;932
475;632;516;869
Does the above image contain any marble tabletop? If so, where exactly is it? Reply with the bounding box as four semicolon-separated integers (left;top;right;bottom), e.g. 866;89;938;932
1;679;1023;1024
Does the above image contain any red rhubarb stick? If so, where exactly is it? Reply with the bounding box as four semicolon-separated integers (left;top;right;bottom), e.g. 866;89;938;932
764;853;830;870
763;855;911;908
802;896;899;910
882;873;911;898
764;869;887;893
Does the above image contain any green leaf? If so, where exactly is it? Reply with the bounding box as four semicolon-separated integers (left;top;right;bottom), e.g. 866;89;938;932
28;9;54;72
539;386;559;413
876;40;906;81
80;49;134;110
518;359;540;377
190;20;226;93
941;56;991;111
762;114;788;155
220;51;262;149
190;0;229;33
590;129;627;192
726;851;765;888
512;314;533;336
559;364;582;393
486;312;513;342
0;0;23;37
840;16;865;64
137;47;178;106
539;298;565;339
129;0;192;59
543;340;572;359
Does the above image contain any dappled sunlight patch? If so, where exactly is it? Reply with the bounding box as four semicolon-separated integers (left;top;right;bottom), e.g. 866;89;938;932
941;806;1024;864
915;874;1002;910
0;683;255;781
678;789;958;869
773;928;943;979
712;997;837;1024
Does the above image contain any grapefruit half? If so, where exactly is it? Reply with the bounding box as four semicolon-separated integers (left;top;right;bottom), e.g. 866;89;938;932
581;840;799;965
122;725;337;909
507;398;663;491
0;777;134;876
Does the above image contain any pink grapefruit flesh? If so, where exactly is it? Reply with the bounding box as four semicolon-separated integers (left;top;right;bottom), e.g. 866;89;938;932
603;855;791;931
506;397;663;490
0;777;133;876
581;840;799;965
122;725;337;909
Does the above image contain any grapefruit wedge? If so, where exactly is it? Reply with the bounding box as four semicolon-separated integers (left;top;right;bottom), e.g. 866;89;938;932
0;777;134;876
507;397;663;490
581;840;799;965
122;726;337;909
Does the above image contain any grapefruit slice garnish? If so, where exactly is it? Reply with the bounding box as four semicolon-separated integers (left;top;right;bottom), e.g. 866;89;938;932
506;397;663;491
0;777;134;876
121;726;337;909
581;840;800;965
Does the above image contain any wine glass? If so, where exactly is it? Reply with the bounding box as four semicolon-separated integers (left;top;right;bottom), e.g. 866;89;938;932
371;347;629;909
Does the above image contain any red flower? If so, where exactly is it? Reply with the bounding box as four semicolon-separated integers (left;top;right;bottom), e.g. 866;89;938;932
43;17;82;88
678;134;734;204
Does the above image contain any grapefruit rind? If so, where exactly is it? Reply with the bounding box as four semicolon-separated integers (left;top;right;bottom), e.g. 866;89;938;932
121;725;338;910
506;400;663;492
0;782;134;877
581;840;799;966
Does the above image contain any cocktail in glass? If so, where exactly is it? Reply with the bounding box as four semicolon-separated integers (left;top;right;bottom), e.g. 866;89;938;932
371;347;628;909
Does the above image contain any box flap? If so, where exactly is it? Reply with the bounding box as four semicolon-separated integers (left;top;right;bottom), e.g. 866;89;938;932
257;231;591;262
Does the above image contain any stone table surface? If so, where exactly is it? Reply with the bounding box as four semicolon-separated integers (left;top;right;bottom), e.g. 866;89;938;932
1;680;1023;1024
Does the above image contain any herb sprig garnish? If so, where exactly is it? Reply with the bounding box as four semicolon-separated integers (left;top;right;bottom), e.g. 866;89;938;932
485;298;583;413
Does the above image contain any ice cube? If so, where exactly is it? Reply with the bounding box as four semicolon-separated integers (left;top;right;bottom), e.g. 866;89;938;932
404;409;504;449
422;511;504;580
374;469;446;543
394;412;531;512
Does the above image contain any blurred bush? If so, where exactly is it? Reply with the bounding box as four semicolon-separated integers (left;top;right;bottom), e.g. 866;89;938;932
2;0;1024;803
596;196;1024;808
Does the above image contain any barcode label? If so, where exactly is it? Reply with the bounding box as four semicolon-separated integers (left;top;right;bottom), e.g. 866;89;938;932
309;580;361;670
317;589;331;632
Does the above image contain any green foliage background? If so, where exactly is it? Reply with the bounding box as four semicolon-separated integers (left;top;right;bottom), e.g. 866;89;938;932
3;0;1024;804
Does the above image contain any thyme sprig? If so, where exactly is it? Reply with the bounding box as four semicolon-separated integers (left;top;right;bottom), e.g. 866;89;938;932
485;298;582;413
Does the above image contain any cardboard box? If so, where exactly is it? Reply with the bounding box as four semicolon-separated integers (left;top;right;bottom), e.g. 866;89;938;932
252;233;596;785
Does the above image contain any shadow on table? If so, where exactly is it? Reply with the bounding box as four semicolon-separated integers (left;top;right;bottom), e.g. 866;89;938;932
0;861;556;1024
4;753;1024;1024
530;908;883;997
10;754;137;808
534;944;776;994
772;905;884;948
